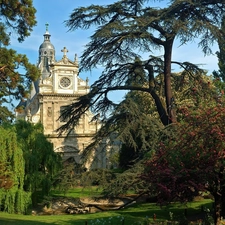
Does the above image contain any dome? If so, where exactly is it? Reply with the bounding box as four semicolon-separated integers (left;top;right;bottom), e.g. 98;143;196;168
38;28;55;63
39;41;55;51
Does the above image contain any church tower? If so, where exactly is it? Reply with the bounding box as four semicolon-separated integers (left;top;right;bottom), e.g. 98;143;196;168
16;25;105;169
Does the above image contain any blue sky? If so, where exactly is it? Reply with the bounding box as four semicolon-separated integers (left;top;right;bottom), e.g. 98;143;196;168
11;0;219;92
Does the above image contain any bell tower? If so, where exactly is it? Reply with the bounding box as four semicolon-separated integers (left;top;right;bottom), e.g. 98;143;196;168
16;25;103;169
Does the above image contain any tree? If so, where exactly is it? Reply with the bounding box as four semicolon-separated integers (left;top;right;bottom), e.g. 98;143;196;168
53;157;86;194
116;91;162;169
118;71;217;168
0;121;62;213
59;0;224;134
142;103;225;225
76;69;217;171
213;15;225;103
0;0;40;122
0;125;31;214
15;121;62;206
213;16;225;83
212;14;225;220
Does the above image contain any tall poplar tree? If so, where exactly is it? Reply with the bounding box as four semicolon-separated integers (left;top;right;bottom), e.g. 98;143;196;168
0;0;40;123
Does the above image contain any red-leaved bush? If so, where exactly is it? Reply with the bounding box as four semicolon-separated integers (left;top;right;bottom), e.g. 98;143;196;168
142;104;225;224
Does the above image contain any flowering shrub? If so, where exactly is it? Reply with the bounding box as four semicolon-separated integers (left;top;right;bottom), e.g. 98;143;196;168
142;104;225;224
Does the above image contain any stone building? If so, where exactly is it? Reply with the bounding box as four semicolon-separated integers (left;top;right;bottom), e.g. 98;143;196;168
15;26;110;169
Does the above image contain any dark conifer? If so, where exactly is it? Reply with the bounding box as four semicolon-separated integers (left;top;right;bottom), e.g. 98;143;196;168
0;0;40;122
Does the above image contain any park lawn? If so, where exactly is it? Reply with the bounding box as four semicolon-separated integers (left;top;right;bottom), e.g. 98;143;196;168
0;199;213;225
50;186;102;198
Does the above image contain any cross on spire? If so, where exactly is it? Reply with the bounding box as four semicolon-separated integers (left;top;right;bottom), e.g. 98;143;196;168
61;47;68;57
45;23;49;32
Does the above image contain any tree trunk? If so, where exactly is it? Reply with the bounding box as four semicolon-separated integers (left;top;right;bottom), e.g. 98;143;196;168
145;64;169;125
220;170;225;218
164;37;176;125
221;188;225;219
214;193;222;225
150;90;169;125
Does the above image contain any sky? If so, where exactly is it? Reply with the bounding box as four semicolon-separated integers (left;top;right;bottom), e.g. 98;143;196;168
11;0;118;84
10;0;220;102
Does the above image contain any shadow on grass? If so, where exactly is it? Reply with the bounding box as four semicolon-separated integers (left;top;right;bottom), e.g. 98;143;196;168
117;200;214;221
0;200;214;225
0;214;91;225
0;218;51;225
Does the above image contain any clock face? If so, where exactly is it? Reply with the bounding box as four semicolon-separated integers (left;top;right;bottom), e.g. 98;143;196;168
32;115;40;123
60;77;71;88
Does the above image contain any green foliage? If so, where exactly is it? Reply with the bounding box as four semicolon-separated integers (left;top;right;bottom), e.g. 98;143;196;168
80;169;116;187
142;102;225;223
0;105;14;124
0;198;213;224
213;15;225;95
15;120;62;205
0;125;31;214
102;162;148;197
115;71;212;170
53;158;86;194
0;121;62;213
0;47;40;123
0;0;37;43
58;1;225;171
59;0;225;135
119;143;136;169
0;0;39;123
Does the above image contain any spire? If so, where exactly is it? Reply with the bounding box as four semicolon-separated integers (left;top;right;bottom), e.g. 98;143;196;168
74;53;78;66
38;23;55;63
44;22;50;41
45;22;49;32
37;23;56;81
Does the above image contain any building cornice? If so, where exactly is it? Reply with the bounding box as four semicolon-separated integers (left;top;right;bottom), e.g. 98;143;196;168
38;93;84;98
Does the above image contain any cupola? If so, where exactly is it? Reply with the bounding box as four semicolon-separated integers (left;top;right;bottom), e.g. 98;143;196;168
38;23;55;64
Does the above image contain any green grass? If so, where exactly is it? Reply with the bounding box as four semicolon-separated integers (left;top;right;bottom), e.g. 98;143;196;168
0;199;213;225
50;186;102;198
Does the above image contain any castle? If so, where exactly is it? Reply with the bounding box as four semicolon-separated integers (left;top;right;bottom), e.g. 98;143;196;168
15;26;114;169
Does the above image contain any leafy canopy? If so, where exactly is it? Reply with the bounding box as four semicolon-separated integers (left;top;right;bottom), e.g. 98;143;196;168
0;121;62;212
0;0;40;123
15;120;62;205
0;124;30;214
60;0;225;135
142;102;225;223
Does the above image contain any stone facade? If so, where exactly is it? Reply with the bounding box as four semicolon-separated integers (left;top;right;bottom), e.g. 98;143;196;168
15;26;110;169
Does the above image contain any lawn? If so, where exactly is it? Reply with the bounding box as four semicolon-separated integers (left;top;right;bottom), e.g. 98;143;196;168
50;186;102;198
0;198;213;225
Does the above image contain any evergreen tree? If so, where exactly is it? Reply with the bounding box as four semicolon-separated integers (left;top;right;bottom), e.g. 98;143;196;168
117;91;162;169
59;0;224;134
213;15;225;95
79;69;217;171
212;15;225;219
0;0;40;122
214;16;225;82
